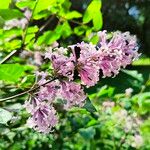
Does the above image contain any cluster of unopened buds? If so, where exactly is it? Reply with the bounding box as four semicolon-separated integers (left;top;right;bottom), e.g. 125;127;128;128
25;30;139;133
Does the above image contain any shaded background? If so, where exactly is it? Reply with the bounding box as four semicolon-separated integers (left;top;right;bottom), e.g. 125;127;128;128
72;0;150;56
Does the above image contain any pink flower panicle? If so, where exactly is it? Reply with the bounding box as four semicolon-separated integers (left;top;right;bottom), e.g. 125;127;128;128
27;102;58;133
38;81;59;103
25;30;139;133
98;30;139;77
25;73;86;133
45;47;75;80
72;42;100;87
61;81;87;109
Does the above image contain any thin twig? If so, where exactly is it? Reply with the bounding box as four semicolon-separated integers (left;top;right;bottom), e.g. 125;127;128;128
22;0;39;45
34;15;55;42
29;13;85;43
0;78;57;102
0;50;17;64
56;15;85;26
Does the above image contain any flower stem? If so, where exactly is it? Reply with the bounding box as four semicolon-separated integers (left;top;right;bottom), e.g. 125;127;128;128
0;78;57;102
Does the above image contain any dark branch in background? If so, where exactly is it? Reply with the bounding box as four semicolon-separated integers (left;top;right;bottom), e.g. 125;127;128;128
57;15;85;26
34;15;56;42
0;0;39;64
34;14;84;42
0;77;57;102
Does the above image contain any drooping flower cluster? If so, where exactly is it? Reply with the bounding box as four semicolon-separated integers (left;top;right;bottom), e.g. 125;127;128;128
25;30;139;133
98;31;139;77
25;72;86;133
70;42;100;87
45;47;75;81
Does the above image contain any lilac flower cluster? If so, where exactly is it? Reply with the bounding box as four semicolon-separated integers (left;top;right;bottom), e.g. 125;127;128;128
25;30;139;133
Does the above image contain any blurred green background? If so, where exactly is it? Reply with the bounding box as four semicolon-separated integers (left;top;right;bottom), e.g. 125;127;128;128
0;0;150;150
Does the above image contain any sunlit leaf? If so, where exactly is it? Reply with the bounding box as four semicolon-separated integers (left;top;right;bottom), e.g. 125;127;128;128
0;64;30;82
0;108;12;124
37;21;72;45
34;0;57;14
0;9;23;20
74;26;87;36
16;0;35;9
83;0;102;30
61;21;72;38
62;11;82;20
0;0;11;9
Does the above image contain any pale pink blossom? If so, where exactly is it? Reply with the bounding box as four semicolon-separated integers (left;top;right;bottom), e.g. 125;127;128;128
38;81;59;103
131;135;143;148
34;51;43;66
45;47;75;80
102;101;115;107
70;42;100;87
36;71;48;85
125;88;133;97
24;96;40;114
26;102;58;133
60;81;87;109
98;30;139;77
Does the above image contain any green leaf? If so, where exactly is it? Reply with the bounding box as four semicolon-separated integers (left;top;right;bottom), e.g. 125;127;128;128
4;40;22;51
25;26;39;44
137;93;150;108
93;11;103;30
0;64;27;82
74;26;87;36
132;92;150;114
16;0;35;9
122;69;144;82
61;21;72;38
33;10;50;20
20;75;35;88
0;16;5;28
83;98;97;113
79;127;96;140
62;11;82;20
5;103;23;112
37;21;72;45
0;0;11;9
83;0;102;30
34;0;57;14
2;28;22;39
0;9;23;20
27;26;39;34
25;34;35;44
97;85;115;97
61;0;71;10
0;108;12;124
37;30;59;45
132;58;150;66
